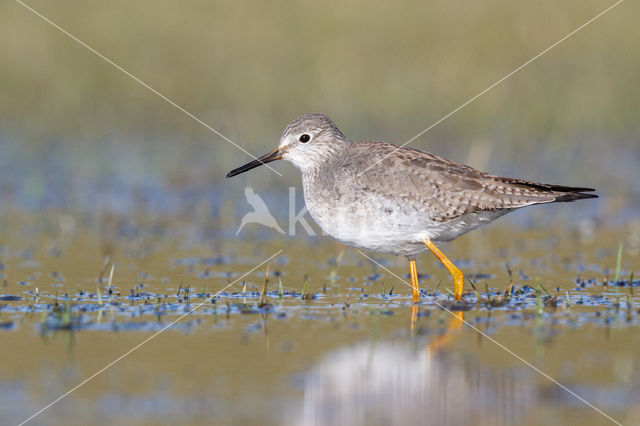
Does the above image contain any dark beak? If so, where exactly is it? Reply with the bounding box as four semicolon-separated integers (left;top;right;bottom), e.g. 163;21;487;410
226;148;283;178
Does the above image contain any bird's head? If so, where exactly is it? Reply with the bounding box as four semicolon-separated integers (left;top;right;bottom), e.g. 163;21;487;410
226;113;350;178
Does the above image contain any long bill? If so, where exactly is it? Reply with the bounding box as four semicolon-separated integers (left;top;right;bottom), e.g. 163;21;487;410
226;148;282;178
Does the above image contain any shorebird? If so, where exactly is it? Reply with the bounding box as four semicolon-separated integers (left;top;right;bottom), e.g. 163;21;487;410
227;113;597;301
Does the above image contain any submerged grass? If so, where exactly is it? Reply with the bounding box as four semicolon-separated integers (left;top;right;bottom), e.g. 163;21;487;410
201;282;207;299
42;298;77;331
259;263;270;308
96;285;103;307
302;275;313;302
614;242;623;283
0;269;633;336
0;225;637;335
107;264;115;294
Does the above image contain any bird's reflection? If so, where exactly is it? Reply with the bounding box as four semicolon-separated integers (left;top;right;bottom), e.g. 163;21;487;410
411;305;465;351
296;311;534;425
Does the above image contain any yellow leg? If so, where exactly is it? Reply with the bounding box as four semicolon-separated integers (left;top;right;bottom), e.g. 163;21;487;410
424;239;464;301
408;257;420;302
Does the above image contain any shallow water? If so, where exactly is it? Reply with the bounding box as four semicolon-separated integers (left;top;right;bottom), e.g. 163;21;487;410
0;210;639;425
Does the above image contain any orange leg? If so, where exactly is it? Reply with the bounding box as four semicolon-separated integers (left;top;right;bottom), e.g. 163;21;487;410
424;239;465;301
408;257;420;302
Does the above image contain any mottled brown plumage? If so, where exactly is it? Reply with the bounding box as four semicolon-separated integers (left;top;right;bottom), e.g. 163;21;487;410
338;141;596;223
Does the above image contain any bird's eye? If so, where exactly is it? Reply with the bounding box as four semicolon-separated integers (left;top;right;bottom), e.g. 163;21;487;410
299;134;311;143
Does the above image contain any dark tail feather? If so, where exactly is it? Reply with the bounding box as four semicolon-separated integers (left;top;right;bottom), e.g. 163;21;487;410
494;177;598;203
525;182;598;203
553;191;599;202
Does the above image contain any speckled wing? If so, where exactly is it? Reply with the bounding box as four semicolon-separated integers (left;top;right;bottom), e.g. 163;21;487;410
339;141;596;223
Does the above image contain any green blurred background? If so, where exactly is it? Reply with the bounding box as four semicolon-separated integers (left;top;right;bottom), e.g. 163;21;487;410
0;0;637;222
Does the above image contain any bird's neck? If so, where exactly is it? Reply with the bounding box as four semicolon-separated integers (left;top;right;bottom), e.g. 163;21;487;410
299;139;350;175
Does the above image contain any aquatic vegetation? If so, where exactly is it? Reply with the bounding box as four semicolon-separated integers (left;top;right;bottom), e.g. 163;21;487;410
0;218;638;424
